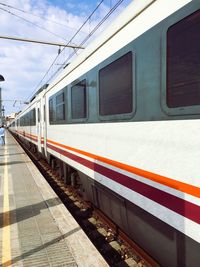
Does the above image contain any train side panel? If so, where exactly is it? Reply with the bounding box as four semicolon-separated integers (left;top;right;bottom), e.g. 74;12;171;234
9;1;200;266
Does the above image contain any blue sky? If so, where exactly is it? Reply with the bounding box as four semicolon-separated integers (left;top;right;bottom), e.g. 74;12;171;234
0;0;132;116
48;0;101;13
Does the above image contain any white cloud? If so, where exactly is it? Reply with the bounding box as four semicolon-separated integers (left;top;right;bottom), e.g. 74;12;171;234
0;0;131;115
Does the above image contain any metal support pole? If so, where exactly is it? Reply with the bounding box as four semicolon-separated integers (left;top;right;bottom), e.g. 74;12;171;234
0;88;2;125
0;35;84;49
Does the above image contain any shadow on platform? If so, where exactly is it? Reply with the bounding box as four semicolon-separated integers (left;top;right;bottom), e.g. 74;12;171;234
2;227;80;267
0;160;27;166
0;153;25;157
0;197;61;228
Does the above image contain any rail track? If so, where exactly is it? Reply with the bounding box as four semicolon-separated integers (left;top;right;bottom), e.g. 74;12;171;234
13;134;160;267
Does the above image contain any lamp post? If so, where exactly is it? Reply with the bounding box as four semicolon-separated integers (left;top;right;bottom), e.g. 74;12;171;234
0;75;5;125
0;75;5;82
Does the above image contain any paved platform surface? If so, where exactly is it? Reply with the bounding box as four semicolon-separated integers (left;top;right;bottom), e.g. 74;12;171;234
0;131;108;267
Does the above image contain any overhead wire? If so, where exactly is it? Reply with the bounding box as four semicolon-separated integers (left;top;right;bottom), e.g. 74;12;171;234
33;0;125;93
0;6;71;43
0;1;87;33
63;0;125;68
28;0;105;99
0;0;125;101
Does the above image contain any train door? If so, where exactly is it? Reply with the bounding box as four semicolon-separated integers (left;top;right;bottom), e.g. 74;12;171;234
43;101;48;157
37;101;42;153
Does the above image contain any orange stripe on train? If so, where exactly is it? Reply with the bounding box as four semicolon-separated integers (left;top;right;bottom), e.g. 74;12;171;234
47;138;200;198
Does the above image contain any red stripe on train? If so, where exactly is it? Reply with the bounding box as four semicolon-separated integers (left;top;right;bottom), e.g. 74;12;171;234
47;142;200;225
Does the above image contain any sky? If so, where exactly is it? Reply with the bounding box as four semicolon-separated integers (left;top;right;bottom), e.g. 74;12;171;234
0;0;132;116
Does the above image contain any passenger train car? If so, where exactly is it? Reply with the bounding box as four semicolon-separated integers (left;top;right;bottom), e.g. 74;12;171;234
9;0;200;266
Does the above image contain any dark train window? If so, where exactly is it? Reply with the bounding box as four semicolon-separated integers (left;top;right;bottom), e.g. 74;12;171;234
99;52;132;116
20;117;24;126
56;92;65;121
33;109;36;125
49;98;54;123
38;108;40;122
25;113;29;126
56;104;65;121
71;79;86;119
167;9;200;107
30;109;36;126
56;92;64;105
49;91;65;124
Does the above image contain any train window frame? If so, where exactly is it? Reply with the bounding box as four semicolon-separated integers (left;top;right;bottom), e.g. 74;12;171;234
161;4;200;116
25;112;29;126
70;79;88;123
55;91;65;122
30;108;36;126
20;116;24;126
38;108;40;123
98;50;135;121
49;97;55;124
48;88;67;125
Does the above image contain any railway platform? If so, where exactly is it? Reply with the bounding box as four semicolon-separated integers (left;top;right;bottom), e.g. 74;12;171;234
0;131;108;267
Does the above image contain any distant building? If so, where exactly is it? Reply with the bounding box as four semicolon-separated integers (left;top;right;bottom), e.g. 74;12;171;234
5;113;18;125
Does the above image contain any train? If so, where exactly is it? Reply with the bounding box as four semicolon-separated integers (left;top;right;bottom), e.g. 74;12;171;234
9;0;200;266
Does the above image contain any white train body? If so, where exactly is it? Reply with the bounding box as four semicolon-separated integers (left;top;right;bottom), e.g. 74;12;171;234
10;1;200;266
